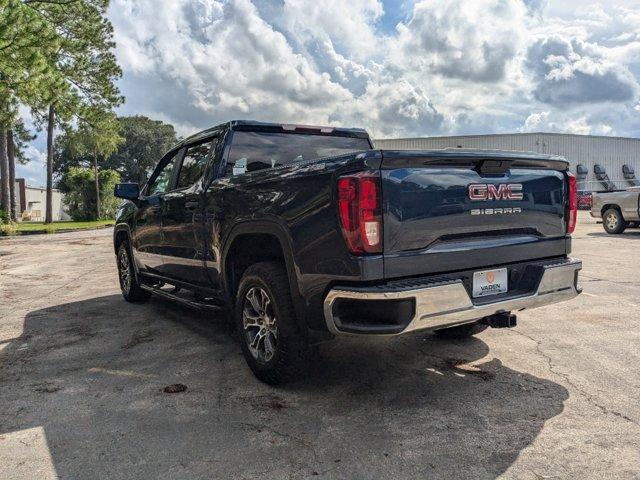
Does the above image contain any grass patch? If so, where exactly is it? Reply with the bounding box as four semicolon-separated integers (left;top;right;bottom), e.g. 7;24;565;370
2;220;114;235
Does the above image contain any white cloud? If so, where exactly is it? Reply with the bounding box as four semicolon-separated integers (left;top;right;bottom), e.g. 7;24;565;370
277;0;385;61
15;145;48;187
521;111;613;136
392;0;528;82
334;79;445;137
23;145;46;164
110;0;357;131
20;0;640;186
104;0;640;141
526;35;639;105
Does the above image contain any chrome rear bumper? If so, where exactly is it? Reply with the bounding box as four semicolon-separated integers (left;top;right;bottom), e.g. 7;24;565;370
324;258;582;336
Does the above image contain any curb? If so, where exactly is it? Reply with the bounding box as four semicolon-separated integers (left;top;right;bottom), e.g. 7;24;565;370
0;224;114;237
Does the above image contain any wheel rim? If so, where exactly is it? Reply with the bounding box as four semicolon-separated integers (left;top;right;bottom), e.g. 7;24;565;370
606;213;618;230
118;248;131;293
242;287;278;363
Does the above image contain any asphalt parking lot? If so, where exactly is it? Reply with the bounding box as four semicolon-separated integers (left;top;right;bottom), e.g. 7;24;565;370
1;212;639;479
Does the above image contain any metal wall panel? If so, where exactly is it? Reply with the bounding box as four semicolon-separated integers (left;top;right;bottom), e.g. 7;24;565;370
374;133;640;192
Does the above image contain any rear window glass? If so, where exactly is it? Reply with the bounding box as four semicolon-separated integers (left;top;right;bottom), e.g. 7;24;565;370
225;131;370;176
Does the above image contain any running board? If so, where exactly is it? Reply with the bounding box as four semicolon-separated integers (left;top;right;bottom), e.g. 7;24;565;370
140;284;226;312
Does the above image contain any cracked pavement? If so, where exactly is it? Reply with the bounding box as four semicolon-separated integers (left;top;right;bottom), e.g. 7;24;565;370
0;212;639;479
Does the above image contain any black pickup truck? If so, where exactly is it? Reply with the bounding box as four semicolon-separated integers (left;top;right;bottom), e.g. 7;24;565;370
113;120;582;384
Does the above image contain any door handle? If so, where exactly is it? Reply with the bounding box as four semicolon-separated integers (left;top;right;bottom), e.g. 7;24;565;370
185;201;200;211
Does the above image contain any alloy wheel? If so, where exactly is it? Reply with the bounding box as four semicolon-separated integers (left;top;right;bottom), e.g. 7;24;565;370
118;248;131;293
606;213;618;230
242;287;278;363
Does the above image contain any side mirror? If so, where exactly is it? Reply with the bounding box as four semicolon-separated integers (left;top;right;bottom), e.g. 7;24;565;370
114;183;140;201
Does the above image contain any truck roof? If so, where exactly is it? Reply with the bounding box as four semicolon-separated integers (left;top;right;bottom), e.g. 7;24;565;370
181;120;370;145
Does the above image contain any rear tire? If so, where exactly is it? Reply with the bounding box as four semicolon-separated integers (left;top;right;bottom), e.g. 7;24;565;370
235;261;310;384
435;321;488;339
117;243;151;303
603;208;627;234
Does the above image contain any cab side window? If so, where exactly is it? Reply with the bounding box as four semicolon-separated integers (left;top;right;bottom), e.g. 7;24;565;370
147;150;180;196
176;139;216;189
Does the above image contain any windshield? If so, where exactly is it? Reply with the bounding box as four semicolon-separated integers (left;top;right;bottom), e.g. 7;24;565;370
225;131;371;176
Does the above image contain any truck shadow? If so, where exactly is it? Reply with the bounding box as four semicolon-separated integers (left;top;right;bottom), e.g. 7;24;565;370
1;295;568;479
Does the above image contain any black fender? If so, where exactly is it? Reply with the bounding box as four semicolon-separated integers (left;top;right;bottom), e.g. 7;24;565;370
220;218;308;333
113;223;133;254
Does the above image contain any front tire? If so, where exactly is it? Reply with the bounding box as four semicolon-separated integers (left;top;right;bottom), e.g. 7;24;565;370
603;208;627;234
117;243;151;303
235;261;309;384
435;321;488;339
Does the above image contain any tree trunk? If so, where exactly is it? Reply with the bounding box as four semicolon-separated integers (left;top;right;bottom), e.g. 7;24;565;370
8;130;16;221
0;128;9;216
137;164;144;186
94;150;100;219
45;104;54;224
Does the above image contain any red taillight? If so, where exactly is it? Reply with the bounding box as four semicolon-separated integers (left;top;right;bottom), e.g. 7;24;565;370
337;172;382;254
567;172;577;234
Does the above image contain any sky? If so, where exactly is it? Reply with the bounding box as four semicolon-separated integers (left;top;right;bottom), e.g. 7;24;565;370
17;0;640;186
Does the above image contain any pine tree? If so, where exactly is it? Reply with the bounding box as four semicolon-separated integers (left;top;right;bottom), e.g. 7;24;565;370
0;130;7;213
7;129;15;219
0;0;62;215
26;0;123;223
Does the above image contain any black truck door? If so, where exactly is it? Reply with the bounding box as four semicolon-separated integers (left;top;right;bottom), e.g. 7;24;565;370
132;149;181;274
160;137;216;286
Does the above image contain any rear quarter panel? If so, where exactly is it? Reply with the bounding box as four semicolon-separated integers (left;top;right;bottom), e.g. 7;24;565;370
204;151;383;331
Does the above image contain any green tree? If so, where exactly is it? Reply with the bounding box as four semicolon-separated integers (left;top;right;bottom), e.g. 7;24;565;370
102;115;179;184
58;166;120;221
55;115;179;184
26;0;123;223
66;109;122;218
54;123;93;174
0;0;62;214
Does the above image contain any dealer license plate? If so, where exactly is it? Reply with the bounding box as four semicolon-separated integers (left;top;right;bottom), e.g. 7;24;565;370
472;268;508;298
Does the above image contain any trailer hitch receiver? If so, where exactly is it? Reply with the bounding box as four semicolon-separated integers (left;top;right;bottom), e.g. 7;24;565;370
485;312;517;329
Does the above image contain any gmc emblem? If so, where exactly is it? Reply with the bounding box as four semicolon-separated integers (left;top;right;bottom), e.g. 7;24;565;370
469;183;524;201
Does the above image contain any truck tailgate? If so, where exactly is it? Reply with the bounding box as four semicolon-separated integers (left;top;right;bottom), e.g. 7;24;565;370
380;150;570;279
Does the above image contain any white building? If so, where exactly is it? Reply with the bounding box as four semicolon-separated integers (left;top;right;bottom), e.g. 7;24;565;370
375;132;640;193
13;179;70;222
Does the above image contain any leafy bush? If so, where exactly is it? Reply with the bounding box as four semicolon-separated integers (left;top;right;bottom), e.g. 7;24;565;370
58;167;121;221
0;208;9;224
0;209;17;235
0;222;17;235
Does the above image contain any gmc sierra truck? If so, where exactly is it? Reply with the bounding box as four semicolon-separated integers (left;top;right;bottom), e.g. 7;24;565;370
113;120;582;384
591;187;640;234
